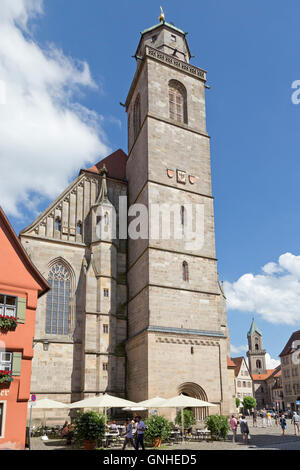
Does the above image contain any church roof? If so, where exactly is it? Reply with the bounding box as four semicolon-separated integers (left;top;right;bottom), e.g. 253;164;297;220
83;149;128;182
0;206;49;297
247;318;262;337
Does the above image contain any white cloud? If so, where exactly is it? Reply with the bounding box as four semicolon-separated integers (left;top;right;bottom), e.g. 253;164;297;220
265;353;280;369
224;252;300;325
230;344;248;355
0;0;110;217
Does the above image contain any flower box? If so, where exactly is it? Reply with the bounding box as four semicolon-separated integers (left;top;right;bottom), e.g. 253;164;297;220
0;370;14;384
0;315;18;332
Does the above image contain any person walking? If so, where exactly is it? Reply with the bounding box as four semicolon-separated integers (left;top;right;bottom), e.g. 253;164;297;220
252;410;257;428
266;410;272;427
261;409;267;428
291;412;300;435
240;416;250;445
122;418;135;450
135;416;146;451
230;415;238;443
274;411;279;427
280;414;287;436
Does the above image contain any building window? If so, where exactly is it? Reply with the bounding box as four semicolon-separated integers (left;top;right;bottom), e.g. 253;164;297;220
46;263;71;335
104;212;109;225
256;360;262;369
103;324;109;334
0;295;16;318
171;34;177;42
103;363;108;371
151;35;157;43
255;343;259;351
180;206;185;226
243;381;246;387
182;261;189;282
55;217;61;232
0;352;12;372
103;289;109;298
76;222;82;235
133;94;141;140
169;80;187;124
237;381;241;388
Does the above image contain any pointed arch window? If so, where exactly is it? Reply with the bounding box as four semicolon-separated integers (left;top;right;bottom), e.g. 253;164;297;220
133;94;141;140
55;217;61;232
169;80;187;124
182;261;189;282
46;263;71;335
76;221;82;235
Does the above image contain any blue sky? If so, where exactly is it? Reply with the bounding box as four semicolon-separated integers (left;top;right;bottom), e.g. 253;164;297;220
2;0;300;365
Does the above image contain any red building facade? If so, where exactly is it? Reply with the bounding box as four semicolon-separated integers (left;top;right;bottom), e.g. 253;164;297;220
0;207;48;449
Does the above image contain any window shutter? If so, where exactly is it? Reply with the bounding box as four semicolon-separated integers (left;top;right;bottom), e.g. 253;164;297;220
17;297;26;324
12;352;22;376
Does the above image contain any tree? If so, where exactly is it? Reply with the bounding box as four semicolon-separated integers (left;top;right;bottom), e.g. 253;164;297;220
242;396;257;411
205;415;230;440
235;397;241;409
175;409;195;429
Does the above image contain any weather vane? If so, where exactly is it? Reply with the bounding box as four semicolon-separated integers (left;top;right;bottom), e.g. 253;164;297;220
159;6;165;23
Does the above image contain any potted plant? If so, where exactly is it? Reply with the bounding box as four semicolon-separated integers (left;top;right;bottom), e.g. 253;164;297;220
0;315;18;332
73;411;105;450
175;409;195;431
205;415;230;441
144;415;171;448
0;370;14;384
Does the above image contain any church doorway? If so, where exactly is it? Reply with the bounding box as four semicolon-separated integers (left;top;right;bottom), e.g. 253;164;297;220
178;383;209;421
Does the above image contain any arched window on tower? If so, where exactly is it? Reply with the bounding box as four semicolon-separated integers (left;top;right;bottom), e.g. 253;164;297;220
45;263;71;335
180;206;185;226
169;80;187;124
256;359;262;369
133;94;141;140
182;261;189;282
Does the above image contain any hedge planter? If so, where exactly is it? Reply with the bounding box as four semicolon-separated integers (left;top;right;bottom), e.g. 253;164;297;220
84;440;96;450
0;316;18;332
0;371;14;384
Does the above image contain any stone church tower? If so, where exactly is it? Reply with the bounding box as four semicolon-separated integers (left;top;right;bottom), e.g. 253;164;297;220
125;15;233;415
247;319;267;375
19;12;234;420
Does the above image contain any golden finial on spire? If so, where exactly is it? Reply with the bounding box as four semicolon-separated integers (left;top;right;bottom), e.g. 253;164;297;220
159;6;165;23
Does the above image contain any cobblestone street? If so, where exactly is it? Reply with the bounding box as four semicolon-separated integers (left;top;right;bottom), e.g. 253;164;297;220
29;421;300;451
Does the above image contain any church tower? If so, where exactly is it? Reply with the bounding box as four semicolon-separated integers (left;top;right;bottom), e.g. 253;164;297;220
247;319;267;375
125;11;233;416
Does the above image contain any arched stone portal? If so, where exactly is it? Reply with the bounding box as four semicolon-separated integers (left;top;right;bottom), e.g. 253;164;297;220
178;383;209;421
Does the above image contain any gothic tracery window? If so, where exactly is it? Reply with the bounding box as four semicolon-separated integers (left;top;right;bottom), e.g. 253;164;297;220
169;80;187;124
46;263;71;335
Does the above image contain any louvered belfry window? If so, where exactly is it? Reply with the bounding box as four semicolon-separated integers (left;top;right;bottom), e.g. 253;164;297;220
169;80;187;124
46;263;71;335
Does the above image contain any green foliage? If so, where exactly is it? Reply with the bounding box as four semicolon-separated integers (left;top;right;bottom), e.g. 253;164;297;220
144;415;171;445
175;409;195;429
235;397;241;408
0;371;13;384
73;411;105;443
0;316;17;332
205;415;230;440
242;396;257;410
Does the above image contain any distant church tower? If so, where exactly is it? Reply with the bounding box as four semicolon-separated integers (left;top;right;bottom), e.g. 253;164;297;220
247;319;267;375
125;10;233;416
